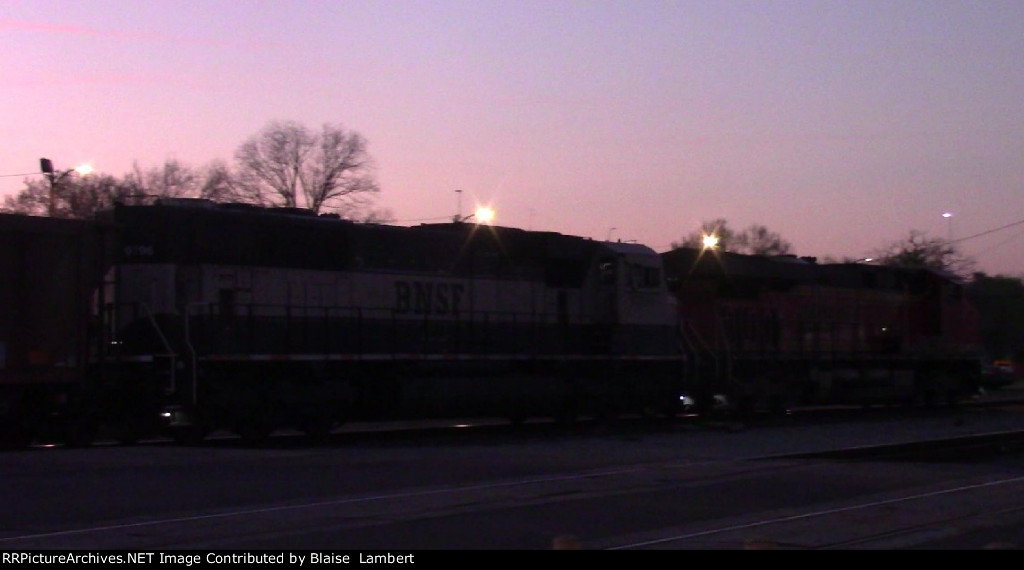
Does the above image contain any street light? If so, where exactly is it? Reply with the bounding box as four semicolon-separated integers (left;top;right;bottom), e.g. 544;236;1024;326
40;158;92;217
942;212;954;241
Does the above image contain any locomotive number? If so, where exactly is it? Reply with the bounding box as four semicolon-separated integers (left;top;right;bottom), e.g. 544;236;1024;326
124;244;155;257
394;281;465;316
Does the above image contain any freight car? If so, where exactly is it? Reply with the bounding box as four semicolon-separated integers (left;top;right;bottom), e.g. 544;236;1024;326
76;198;683;444
0;213;112;447
662;247;984;416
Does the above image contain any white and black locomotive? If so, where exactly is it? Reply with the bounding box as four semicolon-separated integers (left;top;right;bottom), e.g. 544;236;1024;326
94;199;685;443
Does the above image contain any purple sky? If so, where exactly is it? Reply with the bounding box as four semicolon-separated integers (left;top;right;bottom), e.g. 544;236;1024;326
4;1;1023;276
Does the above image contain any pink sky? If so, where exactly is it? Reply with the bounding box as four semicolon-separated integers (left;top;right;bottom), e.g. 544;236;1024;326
3;1;1024;276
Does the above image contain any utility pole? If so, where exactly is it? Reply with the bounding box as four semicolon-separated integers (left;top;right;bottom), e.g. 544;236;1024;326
40;158;57;217
40;158;92;217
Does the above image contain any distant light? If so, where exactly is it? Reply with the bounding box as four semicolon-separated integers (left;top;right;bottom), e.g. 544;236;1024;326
942;212;953;218
474;206;495;224
701;234;719;249
74;164;94;176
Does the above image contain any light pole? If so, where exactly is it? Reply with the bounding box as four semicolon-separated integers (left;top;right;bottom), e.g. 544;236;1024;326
40;158;92;217
942;212;954;241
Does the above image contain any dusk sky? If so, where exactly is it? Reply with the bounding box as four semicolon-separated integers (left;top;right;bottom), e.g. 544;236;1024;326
4;1;1023;276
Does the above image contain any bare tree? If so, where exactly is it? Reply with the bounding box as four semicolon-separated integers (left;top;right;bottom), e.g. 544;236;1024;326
733;224;793;256
141;159;197;199
62;174;140;218
353;207;396;224
873;229;977;280
671;219;792;255
234;120;380;216
4;120;378;220
2;178;49;216
197;160;236;202
672;218;739;251
2;174;140;219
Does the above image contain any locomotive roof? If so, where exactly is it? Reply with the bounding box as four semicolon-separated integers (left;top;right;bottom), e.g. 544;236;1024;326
661;246;965;293
603;240;661;259
0;211;103;235
661;247;819;283
98;200;648;281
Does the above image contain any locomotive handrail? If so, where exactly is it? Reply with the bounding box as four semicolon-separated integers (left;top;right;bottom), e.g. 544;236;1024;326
680;320;715;375
140;303;177;396
182;302;208;406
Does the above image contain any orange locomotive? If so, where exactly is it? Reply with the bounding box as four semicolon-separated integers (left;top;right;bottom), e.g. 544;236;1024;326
662;247;983;415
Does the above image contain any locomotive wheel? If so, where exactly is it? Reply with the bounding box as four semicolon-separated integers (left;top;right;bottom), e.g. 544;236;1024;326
506;400;530;427
170;425;208;446
0;424;32;450
554;402;579;426
235;419;274;445
109;414;152;446
113;427;141;446
298;412;336;442
64;418;99;448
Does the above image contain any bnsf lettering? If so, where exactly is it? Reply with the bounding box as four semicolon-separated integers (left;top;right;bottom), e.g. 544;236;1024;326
395;281;465;316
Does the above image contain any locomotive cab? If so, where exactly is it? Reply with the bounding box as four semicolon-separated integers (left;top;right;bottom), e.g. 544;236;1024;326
593;241;679;354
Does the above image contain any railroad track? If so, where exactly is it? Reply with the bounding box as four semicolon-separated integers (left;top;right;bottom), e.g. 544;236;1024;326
602;429;1024;550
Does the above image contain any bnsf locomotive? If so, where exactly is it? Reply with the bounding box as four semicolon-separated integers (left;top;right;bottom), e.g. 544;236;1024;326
662;247;983;415
0;199;984;448
1;199;684;446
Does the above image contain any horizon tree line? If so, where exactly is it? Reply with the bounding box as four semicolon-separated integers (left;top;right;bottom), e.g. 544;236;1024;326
4;120;393;223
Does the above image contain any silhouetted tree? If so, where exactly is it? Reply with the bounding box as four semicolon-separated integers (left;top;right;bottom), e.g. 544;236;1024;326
733;224;793;255
1;174;140;219
672;218;738;250
124;159;237;203
355;207;396;224
2;158;236;219
197;160;236;202
1;178;50;216
131;159;196;199
872;229;976;280
672;219;793;255
234;120;380;217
